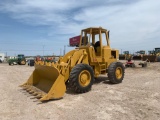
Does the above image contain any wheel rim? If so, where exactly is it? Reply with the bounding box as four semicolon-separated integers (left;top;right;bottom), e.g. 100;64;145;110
21;61;25;64
115;67;122;79
79;70;91;87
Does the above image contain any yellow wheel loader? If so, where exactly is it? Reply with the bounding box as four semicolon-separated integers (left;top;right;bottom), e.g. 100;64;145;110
20;27;125;101
143;48;160;62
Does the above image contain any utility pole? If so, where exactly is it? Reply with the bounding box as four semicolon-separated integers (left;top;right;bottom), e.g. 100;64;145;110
63;45;66;55
60;48;62;56
5;52;8;62
43;45;45;57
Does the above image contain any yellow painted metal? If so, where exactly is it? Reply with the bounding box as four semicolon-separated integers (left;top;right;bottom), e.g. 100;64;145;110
34;61;38;65
115;67;122;79
40;74;66;101
20;49;88;101
78;70;91;87
45;62;52;66
39;61;45;65
70;49;88;68
35;61;45;65
21;64;66;101
20;27;122;101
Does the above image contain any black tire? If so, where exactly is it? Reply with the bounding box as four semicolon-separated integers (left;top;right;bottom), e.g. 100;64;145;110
69;63;94;93
142;63;147;67
157;56;160;62
131;63;136;68
9;62;14;66
108;62;125;84
125;64;128;68
20;60;26;65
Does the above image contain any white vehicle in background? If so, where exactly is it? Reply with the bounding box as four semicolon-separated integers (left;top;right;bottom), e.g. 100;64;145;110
0;53;5;62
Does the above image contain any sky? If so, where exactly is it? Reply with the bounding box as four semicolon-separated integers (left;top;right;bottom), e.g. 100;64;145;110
0;0;160;56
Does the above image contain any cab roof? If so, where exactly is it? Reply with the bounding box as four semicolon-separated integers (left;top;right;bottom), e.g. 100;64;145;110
82;27;108;34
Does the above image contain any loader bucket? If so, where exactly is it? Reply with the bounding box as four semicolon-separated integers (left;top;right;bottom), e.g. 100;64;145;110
20;64;66;101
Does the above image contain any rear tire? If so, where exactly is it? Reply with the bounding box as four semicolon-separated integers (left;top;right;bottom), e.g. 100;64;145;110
9;62;14;66
108;62;125;84
142;63;147;67
157;56;160;62
69;63;94;93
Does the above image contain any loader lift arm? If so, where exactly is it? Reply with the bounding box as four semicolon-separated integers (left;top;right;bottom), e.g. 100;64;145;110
20;27;124;102
21;49;89;101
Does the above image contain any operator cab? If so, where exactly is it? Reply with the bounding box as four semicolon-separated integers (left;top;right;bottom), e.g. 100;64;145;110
79;27;110;56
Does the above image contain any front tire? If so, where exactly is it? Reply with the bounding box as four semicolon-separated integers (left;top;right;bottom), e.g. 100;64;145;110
20;60;26;65
9;62;14;66
108;62;125;84
69;63;94;93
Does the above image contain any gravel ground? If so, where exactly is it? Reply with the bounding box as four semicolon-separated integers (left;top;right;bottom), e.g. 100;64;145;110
0;61;160;120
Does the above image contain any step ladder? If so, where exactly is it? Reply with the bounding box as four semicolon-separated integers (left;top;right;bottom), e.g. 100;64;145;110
99;63;106;74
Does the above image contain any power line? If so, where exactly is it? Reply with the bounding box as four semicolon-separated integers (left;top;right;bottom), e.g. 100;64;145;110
0;50;55;51
0;42;68;46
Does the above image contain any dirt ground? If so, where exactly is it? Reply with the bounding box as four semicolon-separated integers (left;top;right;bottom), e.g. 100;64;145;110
0;61;160;120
